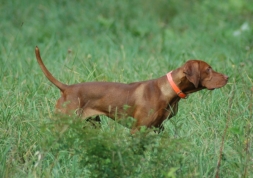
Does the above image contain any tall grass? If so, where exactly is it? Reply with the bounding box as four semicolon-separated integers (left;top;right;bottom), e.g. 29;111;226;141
0;0;252;177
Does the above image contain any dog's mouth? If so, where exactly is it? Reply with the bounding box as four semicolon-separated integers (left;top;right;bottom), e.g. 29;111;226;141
206;84;226;90
205;83;226;90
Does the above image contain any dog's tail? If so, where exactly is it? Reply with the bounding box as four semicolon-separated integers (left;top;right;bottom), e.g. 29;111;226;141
35;46;67;92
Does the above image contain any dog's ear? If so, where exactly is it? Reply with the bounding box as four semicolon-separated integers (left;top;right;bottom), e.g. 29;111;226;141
183;61;200;88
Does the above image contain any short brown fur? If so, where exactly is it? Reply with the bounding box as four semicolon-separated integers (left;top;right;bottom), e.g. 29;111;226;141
35;47;228;133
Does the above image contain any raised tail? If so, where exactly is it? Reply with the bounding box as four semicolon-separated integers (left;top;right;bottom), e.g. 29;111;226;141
35;46;67;92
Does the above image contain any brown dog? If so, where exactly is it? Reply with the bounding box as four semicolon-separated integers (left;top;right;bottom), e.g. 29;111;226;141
35;46;228;132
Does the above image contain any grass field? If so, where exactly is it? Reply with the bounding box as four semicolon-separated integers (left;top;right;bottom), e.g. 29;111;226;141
1;0;253;177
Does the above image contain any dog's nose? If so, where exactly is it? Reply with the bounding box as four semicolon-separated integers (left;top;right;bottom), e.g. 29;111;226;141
224;75;229;81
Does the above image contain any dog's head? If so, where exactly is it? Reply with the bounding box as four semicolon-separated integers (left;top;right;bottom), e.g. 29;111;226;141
183;60;228;90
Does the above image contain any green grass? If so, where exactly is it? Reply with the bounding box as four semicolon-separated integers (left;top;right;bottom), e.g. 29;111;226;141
1;0;253;177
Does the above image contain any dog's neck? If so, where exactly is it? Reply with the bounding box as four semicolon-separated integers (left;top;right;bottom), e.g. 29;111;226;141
166;71;187;98
170;68;204;95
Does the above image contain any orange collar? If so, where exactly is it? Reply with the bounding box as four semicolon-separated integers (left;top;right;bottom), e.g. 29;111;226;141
166;71;187;99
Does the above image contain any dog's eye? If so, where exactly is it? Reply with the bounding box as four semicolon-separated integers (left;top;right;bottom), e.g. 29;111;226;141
206;67;212;73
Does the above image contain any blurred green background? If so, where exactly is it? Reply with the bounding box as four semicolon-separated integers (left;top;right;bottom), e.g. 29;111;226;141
0;0;252;177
